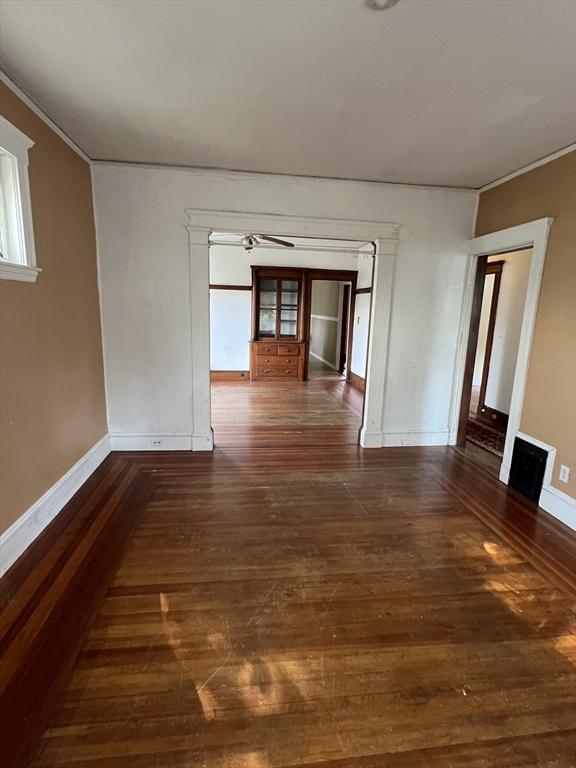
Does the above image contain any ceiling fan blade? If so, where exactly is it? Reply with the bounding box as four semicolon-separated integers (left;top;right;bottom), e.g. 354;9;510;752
257;234;295;248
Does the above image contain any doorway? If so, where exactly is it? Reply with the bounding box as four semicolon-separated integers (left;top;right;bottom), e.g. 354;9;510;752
187;208;400;451
456;247;534;476
308;279;351;381
207;234;373;447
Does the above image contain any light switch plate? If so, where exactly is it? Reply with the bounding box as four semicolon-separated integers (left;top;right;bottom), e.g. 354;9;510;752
559;465;570;484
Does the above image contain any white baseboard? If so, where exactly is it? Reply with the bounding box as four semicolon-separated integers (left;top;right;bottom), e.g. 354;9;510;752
381;430;450;447
192;430;214;451
359;428;384;448
539;485;576;531
309;351;338;370
0;434;111;577
110;433;192;451
109;431;214;451
359;429;450;449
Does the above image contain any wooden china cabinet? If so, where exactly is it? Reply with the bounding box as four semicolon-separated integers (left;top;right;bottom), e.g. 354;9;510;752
249;266;306;381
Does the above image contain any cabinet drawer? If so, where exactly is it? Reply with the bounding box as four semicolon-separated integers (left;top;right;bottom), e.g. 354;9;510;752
259;355;298;366
277;344;300;355
255;343;278;356
257;366;298;378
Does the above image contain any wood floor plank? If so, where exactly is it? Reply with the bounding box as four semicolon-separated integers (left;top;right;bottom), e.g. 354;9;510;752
2;380;575;766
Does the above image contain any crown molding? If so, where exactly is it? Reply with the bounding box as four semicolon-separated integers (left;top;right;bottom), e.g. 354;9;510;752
479;143;576;193
92;159;477;194
0;70;92;164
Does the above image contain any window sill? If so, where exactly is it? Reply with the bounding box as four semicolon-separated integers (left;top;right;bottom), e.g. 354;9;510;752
0;262;41;283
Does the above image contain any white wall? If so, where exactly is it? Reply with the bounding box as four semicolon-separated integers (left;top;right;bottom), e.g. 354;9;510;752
210;244;359;283
351;293;370;377
309;280;341;368
210;290;251;371
472;273;495;387
93;164;476;444
485;249;532;414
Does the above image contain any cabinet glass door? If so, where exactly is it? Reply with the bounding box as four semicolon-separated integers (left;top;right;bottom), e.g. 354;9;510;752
279;279;298;338
255;274;300;339
258;277;277;337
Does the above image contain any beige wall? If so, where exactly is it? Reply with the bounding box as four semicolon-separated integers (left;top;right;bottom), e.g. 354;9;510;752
476;151;576;496
311;280;340;318
310;281;340;367
0;83;107;534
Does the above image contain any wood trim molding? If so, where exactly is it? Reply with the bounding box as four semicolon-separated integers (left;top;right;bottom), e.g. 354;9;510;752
450;218;553;485
187;209;399;449
0;261;41;282
475;404;509;433
186;209;400;242
348;370;365;393
355;286;372;295
189;228;214;451
211;370;249;381
0;434;111;576
209;284;251;291
360;238;395;447
301;268;358;382
0;116;38;279
478;143;576;192
0;70;92;164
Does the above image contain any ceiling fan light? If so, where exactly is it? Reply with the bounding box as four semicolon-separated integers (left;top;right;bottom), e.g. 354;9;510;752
365;0;400;10
242;234;255;250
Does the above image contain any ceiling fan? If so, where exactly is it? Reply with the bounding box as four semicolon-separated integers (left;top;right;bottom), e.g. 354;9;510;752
241;233;295;251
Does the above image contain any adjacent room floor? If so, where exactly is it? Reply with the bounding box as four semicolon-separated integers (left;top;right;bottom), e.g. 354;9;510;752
458;385;503;478
26;383;576;767
211;377;363;448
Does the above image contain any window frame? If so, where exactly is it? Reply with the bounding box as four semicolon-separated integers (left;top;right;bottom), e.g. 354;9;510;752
0;115;38;283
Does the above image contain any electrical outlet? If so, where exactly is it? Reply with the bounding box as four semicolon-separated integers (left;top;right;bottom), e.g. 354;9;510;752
559;465;570;484
151;438;163;447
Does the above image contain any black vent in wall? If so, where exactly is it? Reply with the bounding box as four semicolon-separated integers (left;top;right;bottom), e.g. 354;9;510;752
508;437;547;503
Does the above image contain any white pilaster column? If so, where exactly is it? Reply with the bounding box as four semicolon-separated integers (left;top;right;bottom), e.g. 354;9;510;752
360;234;399;448
187;227;214;450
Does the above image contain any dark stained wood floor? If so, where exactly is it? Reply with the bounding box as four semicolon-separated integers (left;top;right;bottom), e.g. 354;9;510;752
5;381;576;767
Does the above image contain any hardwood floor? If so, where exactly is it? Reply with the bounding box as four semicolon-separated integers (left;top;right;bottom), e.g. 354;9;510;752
211;378;363;447
308;359;346;381
2;381;576;767
454;440;502;478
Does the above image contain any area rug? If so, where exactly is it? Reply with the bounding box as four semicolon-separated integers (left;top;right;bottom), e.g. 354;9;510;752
466;418;506;457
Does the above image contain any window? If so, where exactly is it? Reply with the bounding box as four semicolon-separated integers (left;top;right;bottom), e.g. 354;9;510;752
0;116;38;282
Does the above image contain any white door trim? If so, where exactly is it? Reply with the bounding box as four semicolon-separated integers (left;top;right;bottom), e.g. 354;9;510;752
186;209;400;449
450;217;553;484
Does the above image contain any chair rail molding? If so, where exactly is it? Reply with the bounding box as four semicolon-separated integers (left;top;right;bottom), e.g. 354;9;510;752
186;209;400;449
449;217;553;485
